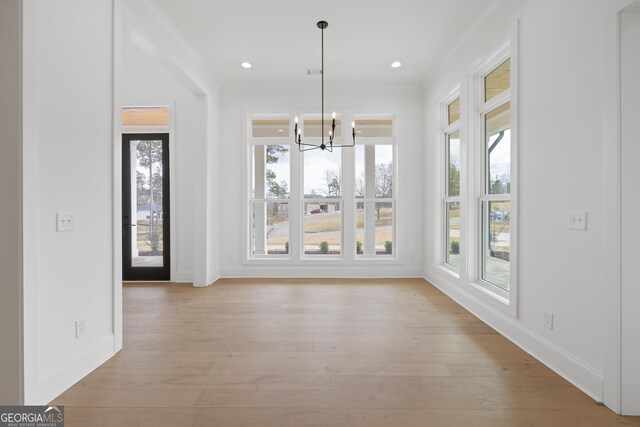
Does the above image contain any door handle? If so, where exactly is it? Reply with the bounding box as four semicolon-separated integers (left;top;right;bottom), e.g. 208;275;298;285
123;223;137;228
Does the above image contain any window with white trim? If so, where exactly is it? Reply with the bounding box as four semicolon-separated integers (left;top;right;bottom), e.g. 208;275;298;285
249;118;291;257
303;147;343;256
354;118;395;257
444;97;461;268
479;58;511;291
247;113;397;261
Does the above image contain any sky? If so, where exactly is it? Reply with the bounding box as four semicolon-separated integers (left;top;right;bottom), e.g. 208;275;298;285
266;146;290;195
488;129;511;180
303;149;341;195
449;129;510;182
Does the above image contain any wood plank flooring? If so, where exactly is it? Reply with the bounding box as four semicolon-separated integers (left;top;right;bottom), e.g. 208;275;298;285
51;278;640;426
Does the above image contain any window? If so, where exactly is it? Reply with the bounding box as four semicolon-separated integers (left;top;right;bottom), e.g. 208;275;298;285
246;113;398;261
354;118;395;257
479;57;512;291
444;97;461;269
303;148;342;256
249;117;291;257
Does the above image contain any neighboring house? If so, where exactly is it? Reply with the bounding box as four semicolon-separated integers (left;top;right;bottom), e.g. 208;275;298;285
302;195;339;214
136;203;163;221
304;202;338;214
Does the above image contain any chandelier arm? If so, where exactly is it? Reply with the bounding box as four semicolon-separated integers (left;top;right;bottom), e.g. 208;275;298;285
299;145;322;152
298;141;324;148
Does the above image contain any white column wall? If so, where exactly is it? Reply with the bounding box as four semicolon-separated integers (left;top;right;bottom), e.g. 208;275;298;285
620;9;640;416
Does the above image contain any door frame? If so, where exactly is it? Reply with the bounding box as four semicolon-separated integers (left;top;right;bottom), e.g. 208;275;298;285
122;133;171;281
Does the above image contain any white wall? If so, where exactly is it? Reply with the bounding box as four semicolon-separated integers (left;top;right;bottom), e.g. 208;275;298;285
121;36;197;282
219;83;424;277
21;0;116;403
424;0;607;402
620;9;640;415
0;0;23;405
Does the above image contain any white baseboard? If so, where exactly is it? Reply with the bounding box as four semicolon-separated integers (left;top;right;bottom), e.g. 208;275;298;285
206;271;220;287
220;266;424;279
173;270;193;283
39;335;115;405
193;281;210;288
424;268;604;402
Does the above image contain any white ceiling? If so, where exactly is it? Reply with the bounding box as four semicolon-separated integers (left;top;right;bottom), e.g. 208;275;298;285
153;0;495;84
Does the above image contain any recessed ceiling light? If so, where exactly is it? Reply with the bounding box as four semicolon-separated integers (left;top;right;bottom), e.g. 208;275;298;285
278;129;284;133
391;61;402;68
241;61;252;69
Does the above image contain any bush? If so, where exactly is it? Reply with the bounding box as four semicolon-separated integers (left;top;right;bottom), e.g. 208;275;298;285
319;241;329;254
356;241;363;255
384;240;392;254
285;241;289;254
450;240;460;254
146;225;163;253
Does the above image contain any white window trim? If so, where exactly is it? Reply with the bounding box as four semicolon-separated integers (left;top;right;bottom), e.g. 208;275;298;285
436;86;462;277
242;109;401;265
467;33;518;317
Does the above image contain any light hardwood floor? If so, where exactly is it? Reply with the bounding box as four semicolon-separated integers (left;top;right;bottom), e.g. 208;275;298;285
52;279;640;426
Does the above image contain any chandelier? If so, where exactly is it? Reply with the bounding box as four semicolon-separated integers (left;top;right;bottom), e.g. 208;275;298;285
294;21;356;152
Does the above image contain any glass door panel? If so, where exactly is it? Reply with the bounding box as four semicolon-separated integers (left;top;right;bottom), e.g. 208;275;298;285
122;133;170;281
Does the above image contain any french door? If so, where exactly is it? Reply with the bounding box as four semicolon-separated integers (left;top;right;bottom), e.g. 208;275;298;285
122;133;170;281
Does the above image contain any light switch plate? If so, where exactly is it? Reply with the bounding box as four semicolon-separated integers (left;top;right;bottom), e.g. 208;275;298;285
568;211;587;231
57;213;75;232
75;317;87;338
544;310;554;329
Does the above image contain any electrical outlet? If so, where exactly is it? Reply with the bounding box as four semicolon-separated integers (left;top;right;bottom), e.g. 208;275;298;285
57;212;75;232
568;211;587;231
543;310;554;330
75;317;87;338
